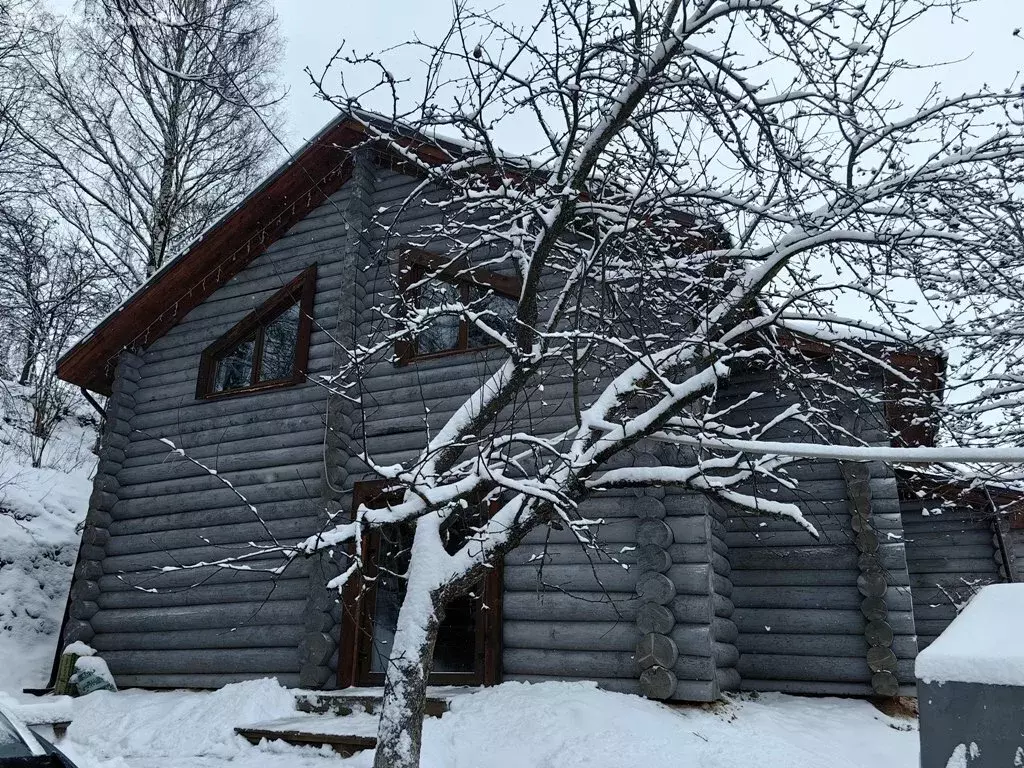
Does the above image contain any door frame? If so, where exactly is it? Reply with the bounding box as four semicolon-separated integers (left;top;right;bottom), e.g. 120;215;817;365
336;480;503;688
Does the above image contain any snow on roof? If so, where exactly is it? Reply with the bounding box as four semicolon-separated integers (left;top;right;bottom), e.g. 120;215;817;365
915;583;1024;686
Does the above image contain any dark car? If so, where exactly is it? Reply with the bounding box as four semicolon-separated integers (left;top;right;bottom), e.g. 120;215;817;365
0;708;78;767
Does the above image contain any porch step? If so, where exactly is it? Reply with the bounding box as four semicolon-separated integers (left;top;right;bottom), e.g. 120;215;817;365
295;691;453;718
236;691;463;755
236;713;378;757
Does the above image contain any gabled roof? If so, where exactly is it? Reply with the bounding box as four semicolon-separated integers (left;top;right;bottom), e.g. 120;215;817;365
56;111;463;394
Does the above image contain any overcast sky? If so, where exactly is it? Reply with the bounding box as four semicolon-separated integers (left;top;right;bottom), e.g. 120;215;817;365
273;0;1022;150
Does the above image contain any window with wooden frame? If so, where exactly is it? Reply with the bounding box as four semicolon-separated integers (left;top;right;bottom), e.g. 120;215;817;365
196;265;317;399
337;480;503;688
395;248;520;364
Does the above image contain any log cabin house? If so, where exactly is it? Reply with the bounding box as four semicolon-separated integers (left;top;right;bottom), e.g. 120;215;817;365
53;111;1024;703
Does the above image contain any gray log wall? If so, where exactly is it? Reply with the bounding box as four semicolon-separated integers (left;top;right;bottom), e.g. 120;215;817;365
73;167;365;688
70;154;993;699
899;497;1006;651
718;369;918;697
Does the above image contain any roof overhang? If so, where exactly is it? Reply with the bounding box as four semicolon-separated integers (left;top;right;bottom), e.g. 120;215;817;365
56;111;464;394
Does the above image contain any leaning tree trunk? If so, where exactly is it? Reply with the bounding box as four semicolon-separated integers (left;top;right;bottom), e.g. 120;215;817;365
373;586;442;768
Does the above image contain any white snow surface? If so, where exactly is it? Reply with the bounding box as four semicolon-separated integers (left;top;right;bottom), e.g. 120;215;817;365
916;583;1024;686
0;383;95;692
12;679;919;768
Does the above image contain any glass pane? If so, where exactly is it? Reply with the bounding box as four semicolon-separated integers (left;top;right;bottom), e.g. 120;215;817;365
416;279;461;354
259;302;301;382
0;711;32;758
368;507;484;676
212;335;255;392
468;288;517;348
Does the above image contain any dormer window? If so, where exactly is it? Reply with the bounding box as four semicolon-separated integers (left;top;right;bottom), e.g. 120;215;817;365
396;248;520;364
196;266;317;399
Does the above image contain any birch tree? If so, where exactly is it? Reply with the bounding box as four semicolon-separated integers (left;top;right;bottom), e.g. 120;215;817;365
288;2;1024;765
15;0;284;291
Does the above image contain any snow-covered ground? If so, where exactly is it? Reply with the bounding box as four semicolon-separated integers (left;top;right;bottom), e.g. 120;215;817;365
0;378;921;767
0;380;96;691
2;678;918;768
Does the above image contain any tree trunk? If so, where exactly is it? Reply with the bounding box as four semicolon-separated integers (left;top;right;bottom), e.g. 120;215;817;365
19;329;37;386
373;594;441;768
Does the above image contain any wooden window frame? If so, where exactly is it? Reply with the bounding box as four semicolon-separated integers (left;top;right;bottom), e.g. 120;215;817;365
336;479;503;689
195;265;317;400
395;248;521;365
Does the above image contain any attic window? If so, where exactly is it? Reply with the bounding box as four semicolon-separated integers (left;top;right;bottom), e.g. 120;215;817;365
196;266;317;399
396;248;520;364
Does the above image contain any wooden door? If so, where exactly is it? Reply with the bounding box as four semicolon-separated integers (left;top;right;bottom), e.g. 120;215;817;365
336;482;502;688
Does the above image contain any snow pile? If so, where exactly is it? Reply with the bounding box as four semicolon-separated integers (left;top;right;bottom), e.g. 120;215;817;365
411;681;918;768
63;679;299;761
45;679;918;768
0;381;96;692
916;583;1024;686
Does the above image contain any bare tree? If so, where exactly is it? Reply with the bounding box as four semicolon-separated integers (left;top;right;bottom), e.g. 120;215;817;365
134;1;1024;765
14;0;284;291
286;2;1024;765
0;203;104;467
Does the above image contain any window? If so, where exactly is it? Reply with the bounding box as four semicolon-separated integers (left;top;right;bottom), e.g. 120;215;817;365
396;248;520;364
196;265;317;399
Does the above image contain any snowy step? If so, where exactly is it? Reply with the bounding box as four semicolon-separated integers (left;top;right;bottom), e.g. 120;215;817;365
236;712;379;756
237;691;464;755
295;690;457;718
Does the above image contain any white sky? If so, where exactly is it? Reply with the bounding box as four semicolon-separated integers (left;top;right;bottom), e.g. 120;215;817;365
273;0;1023;150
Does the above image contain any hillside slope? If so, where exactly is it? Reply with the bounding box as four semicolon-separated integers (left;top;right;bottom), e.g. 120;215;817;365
0;380;96;691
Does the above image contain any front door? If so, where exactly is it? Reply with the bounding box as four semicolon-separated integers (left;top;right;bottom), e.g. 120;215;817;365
336;482;502;688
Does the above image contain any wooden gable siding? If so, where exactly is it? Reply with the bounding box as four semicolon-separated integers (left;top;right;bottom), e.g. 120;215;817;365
716;368;919;696
898;499;1004;651
81;181;357;689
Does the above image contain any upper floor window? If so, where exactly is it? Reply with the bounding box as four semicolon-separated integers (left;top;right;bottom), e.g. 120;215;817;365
196;265;317;399
396;248;520;364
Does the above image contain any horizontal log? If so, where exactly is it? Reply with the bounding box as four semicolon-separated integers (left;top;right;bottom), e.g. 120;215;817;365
670;679;718;702
905;544;995;561
113;477;320;518
104;647;301;676
114;672;302;690
503;544;636;567
665;517;707;544
91;624;304;651
98;556;310;591
732;585;912;612
91;599;307;633
97;577;311;608
730;570;899;588
503;649;637;678
117;442;326;485
901;531;993;549
738;654;915;684
109;500;326;537
737;633;919;659
732;608;915;636
116;461;323;500
520;520;637;546
104;518;317;557
670;625;712;656
503;563;637;594
502;621;638;652
102;543;299;574
738;679;878;697
501;591;639;622
673;654;716;681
